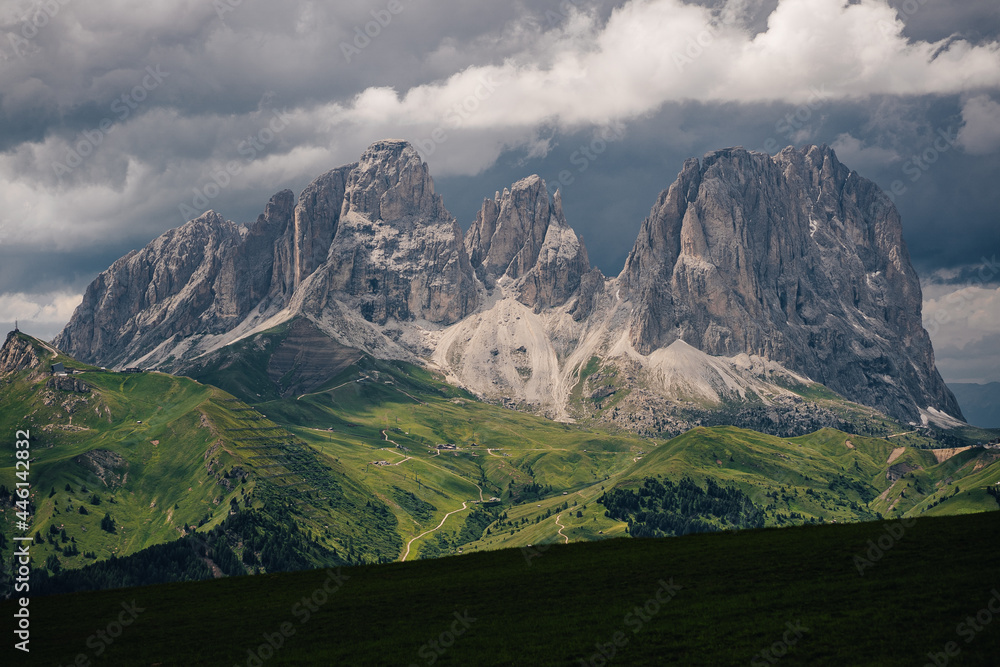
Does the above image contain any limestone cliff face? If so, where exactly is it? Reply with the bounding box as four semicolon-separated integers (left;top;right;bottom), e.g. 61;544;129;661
466;175;591;311
54;141;960;426
270;167;351;300
54;210;270;366
620;145;960;422
55;140;478;366
303;140;478;325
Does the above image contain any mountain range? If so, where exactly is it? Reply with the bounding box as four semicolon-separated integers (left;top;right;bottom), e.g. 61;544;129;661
54;139;963;431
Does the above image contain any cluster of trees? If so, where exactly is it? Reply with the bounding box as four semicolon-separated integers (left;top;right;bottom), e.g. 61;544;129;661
456;508;497;544
30;538;214;596
827;474;878;503
506;481;554;503
27;501;349;597
391;486;437;522
418;507;499;559
599;476;765;538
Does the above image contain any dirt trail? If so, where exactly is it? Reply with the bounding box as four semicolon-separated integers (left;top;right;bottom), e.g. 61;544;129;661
296;379;356;400
401;502;469;562
554;514;569;544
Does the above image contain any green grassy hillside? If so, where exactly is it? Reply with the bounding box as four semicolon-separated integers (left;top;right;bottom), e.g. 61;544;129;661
4;328;999;597
6;511;998;665
206;336;1000;558
0;334;401;596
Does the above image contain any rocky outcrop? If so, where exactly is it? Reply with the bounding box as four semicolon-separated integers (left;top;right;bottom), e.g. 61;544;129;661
569;268;606;322
466;176;590;310
55;140;961;427
56;140;478;367
270;168;351;299
0;332;40;374
53;207;289;367
302;140;478;325
620;145;960;423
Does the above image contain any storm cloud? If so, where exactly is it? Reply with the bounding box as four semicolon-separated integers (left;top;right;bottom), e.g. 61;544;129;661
0;0;998;388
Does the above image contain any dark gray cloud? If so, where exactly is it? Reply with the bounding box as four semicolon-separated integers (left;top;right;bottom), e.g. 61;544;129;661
0;0;998;385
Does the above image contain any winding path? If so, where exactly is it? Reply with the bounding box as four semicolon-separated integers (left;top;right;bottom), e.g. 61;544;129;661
554;513;569;544
372;430;487;558
401;502;469;562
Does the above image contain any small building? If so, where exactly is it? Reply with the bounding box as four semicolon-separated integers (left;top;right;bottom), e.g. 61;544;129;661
51;362;66;376
122;367;143;374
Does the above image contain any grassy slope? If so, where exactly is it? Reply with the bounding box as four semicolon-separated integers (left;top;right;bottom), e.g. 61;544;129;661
229;349;1000;558
5;329;999;579
7;511;999;666
0;335;401;583
0;348;247;568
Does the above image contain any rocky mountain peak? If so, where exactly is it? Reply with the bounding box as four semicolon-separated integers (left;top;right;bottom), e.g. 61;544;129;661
620;144;960;422
466;175;591;310
467;174;552;280
298;140;477;326
54;140;960;427
345;139;448;221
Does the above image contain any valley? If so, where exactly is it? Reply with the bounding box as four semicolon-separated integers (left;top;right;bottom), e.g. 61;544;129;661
3;328;998;599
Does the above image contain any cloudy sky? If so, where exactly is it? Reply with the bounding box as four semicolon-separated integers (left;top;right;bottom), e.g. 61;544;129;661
1;0;998;389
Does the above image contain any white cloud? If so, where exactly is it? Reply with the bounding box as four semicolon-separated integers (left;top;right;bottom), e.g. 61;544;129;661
1;0;999;259
0;291;83;340
303;0;1000;173
923;280;1000;383
326;0;1000;125
957;95;1000;155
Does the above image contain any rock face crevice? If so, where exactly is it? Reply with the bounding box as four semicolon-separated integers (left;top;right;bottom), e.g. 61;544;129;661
54;141;960;425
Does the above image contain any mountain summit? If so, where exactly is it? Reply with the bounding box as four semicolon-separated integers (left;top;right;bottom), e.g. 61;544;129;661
55;140;962;428
620;145;959;423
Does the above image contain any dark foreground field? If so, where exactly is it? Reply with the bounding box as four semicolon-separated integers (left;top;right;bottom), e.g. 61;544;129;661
6;511;999;666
